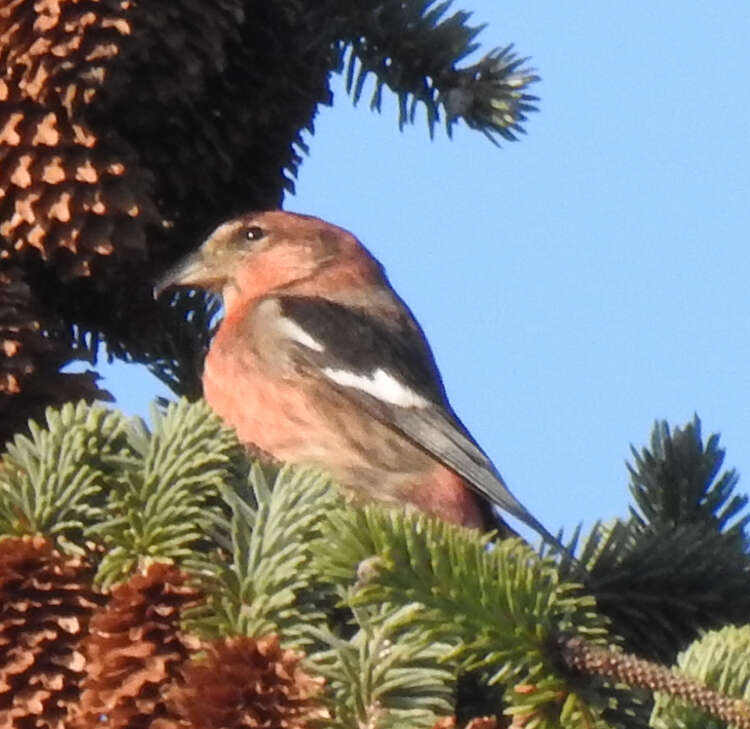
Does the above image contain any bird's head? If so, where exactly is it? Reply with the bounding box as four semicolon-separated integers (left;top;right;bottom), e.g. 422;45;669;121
155;210;384;314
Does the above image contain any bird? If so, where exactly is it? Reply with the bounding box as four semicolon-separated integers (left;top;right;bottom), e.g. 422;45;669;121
156;210;560;545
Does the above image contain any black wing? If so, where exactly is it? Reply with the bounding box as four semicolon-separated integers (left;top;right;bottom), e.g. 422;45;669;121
275;295;557;543
278;294;448;403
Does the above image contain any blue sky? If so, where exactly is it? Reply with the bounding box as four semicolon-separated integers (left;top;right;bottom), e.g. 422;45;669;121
102;2;750;541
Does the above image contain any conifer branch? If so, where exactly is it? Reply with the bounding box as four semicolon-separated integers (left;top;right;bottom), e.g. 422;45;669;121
184;461;342;649
92;399;244;587
312;506;619;727
310;604;456;729
652;625;750;729
570;418;750;663
629;416;748;542
0;402;138;549
2;401;748;728
334;0;539;144
563;637;750;729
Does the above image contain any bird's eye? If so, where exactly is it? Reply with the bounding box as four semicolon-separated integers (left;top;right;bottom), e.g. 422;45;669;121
245;225;266;242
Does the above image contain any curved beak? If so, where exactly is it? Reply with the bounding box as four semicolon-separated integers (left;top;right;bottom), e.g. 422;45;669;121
153;249;218;298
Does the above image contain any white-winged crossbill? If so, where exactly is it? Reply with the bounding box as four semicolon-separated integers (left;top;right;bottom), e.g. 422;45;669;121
157;211;557;542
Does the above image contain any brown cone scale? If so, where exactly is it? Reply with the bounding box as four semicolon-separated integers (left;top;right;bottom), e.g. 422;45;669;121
161;635;326;729
72;563;202;729
0;535;104;729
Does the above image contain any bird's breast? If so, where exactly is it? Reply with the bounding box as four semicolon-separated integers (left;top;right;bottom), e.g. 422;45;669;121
202;324;489;530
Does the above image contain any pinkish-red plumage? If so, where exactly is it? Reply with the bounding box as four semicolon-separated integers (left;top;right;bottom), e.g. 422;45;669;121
203;320;488;528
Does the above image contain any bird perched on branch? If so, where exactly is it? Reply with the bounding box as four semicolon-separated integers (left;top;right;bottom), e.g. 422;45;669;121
156;211;558;543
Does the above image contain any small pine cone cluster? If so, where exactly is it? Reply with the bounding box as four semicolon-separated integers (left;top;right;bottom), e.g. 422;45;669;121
0;535;104;729
161;635;326;729
73;562;202;729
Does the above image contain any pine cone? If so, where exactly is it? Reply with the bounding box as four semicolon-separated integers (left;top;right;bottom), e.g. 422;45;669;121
0;0;158;278
0;535;103;729
161;635;326;729
1;0;334;285
73;562;201;729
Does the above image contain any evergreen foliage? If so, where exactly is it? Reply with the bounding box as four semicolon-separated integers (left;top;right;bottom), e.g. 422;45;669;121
184;461;342;647
314;509;601;683
336;1;538;144
0;402;136;547
1;401;748;727
629;417;748;542
310;508;618;728
92;399;245;588
565;417;750;664
310;604;456;729
651;625;750;729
